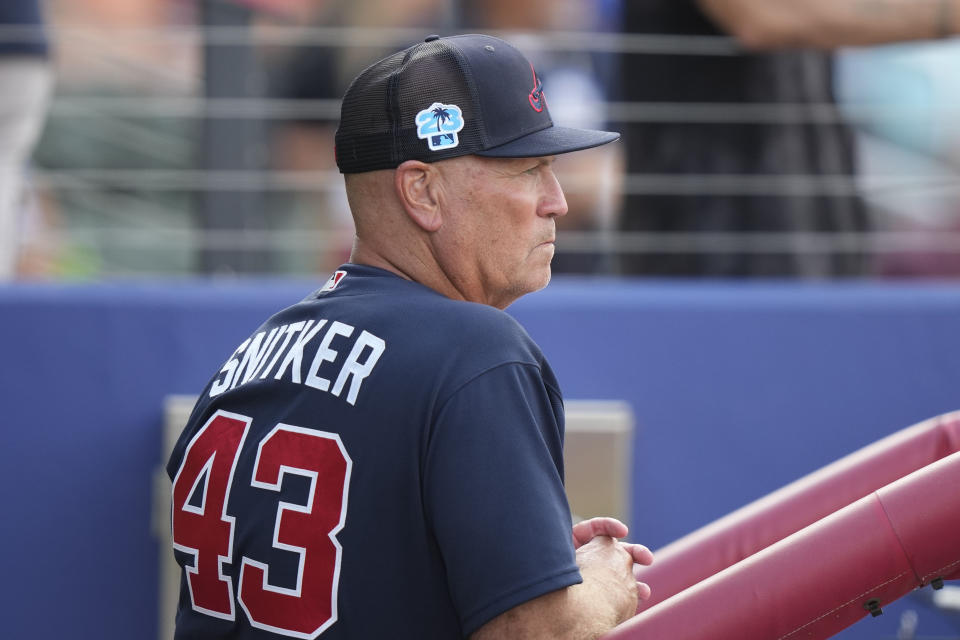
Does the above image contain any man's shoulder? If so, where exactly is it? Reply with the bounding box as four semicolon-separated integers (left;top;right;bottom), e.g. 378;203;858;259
433;296;526;334
419;295;537;356
241;267;546;387
310;265;531;341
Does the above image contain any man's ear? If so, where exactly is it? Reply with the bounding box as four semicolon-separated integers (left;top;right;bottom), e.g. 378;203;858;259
395;160;443;232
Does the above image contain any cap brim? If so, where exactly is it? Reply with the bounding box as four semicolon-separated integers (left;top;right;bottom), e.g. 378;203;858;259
474;125;619;158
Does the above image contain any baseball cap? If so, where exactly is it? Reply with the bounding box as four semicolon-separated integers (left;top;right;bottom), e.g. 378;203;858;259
335;33;619;174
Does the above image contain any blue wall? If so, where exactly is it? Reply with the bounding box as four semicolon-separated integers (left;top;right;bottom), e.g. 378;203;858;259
2;277;958;639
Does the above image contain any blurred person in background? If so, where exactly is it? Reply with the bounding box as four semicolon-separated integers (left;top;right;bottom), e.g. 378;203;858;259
617;0;960;278
0;0;53;279
836;42;960;277
27;0;200;278
267;0;450;273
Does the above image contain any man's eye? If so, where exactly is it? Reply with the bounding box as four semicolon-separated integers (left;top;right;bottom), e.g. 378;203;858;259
524;165;540;175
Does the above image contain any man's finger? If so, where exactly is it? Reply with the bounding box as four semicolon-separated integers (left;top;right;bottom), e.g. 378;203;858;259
572;517;629;547
636;581;652;601
620;542;654;566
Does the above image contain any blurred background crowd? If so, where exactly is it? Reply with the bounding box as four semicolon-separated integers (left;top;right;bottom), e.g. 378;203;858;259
2;0;959;281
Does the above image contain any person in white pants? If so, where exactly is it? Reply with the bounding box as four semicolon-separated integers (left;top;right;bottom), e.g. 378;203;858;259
0;0;52;279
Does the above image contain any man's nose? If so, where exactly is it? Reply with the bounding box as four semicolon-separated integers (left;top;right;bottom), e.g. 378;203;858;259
539;167;568;218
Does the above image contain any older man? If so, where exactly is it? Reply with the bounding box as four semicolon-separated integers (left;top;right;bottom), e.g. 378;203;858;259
167;34;650;640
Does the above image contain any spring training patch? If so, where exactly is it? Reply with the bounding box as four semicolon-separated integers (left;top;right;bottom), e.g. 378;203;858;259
415;102;465;151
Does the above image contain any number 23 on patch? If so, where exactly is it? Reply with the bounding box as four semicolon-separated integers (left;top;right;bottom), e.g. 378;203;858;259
415;102;465;151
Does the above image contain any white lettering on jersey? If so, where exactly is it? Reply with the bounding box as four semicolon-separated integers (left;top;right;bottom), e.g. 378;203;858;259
332;330;386;405
208;317;386;406
232;327;279;389
249;325;286;380
258;322;304;380
274;320;325;383
305;321;354;392
210;337;252;397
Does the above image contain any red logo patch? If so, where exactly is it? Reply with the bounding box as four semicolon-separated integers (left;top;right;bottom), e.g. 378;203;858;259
528;63;546;113
319;270;347;293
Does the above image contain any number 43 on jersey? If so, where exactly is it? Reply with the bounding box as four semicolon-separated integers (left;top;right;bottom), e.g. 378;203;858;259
171;410;352;639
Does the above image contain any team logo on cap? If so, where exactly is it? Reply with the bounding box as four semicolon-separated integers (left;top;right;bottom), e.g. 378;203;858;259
415;102;465;151
528;63;546;113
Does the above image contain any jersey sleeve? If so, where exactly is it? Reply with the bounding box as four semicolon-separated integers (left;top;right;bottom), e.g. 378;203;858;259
422;361;581;636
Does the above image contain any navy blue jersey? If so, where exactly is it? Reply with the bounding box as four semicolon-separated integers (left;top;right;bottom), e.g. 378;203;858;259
166;264;580;639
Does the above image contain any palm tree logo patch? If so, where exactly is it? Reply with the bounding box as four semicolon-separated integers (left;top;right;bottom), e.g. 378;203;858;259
415;102;465;151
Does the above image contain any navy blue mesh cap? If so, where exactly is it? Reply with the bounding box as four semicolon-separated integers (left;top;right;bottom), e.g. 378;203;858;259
334;33;619;173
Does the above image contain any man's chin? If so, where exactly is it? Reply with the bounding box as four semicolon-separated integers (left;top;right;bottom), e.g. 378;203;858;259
499;269;552;308
529;267;552;293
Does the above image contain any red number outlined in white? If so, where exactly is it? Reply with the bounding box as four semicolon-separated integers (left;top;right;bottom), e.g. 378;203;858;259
171;410;251;621
238;424;352;639
171;414;352;638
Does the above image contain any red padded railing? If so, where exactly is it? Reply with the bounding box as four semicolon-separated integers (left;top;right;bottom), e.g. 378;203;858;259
634;411;960;612
604;447;960;640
